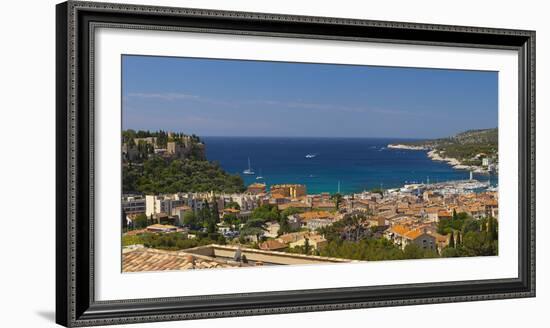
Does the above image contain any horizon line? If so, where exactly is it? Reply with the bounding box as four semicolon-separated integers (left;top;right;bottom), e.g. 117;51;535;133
122;128;497;141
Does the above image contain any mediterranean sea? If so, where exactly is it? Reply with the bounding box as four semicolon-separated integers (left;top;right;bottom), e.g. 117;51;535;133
202;137;497;195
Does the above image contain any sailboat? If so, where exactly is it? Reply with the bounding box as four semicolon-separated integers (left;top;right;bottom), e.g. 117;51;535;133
242;157;255;175
256;169;264;180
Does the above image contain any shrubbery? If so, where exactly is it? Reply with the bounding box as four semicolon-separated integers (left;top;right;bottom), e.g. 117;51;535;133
123;156;245;194
122;232;220;250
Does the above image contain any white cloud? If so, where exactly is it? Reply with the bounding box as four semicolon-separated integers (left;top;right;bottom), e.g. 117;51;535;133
126;92;426;117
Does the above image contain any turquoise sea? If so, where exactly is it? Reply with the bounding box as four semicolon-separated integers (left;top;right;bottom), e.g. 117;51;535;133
202;137;497;195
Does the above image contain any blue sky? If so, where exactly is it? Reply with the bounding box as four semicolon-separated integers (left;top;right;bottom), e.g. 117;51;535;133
122;55;498;139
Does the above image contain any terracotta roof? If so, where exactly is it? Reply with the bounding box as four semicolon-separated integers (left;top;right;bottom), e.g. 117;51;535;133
298;211;332;221
277;231;308;244
307;234;327;243
313;202;336;208
271;193;288;199
258;239;287;251
389;224;410;237
468;205;485;212
428;231;448;243
438;210;452;217
425;207;440;214
404;229;426;240
248;183;266;188
277;202;311;210
122;248;239;272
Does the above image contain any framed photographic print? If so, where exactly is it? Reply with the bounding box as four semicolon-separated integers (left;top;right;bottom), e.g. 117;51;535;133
56;1;535;326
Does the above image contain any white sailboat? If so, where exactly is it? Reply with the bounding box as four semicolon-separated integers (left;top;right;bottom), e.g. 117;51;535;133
242;157;255;175
256;169;264;180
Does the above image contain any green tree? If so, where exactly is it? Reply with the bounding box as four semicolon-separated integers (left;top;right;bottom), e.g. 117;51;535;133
206;219;217;234
461;231;497;256
332;193;343;210
370;188;384;196
134;213;148;229
280;207;303;220
225;201;240;210
487;216;498;241
241;218;268;241
251;205;280;222
449;232;455;248
122;153;245;195
222;213;239;229
278;217;291;236
441;247;461;257
211;199;220;224
244;218;267;230
240;227;265;241
462;218;480;234
303;237;311;255
319;238;405;261
183;211;200;230
438;211;470;234
122;209;128;230
403;244;424;259
197;201;210;226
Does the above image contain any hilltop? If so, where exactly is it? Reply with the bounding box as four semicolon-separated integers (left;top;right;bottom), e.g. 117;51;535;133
122;130;245;194
452;128;498;145
122;129;206;162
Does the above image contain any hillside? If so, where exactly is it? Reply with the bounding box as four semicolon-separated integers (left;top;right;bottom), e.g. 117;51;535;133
452;128;498;145
123;156;245;194
401;128;497;148
388;128;498;173
122;130;245;194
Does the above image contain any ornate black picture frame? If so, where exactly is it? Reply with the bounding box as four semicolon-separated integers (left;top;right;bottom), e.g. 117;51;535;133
56;1;535;326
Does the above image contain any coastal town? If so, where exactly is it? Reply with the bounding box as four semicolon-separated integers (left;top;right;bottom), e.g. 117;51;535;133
121;130;499;272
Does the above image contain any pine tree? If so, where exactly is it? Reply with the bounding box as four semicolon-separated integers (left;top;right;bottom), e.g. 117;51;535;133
304;238;311;255
492;217;498;240
452;209;458;221
211;199;220;224
487;216;494;241
122;209;127;230
487;217;498;241
456;231;461;246
449;231;455;248
207;219;217;234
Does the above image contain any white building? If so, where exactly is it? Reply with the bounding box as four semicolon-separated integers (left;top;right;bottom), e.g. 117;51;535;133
122;195;145;215
145;192;261;217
